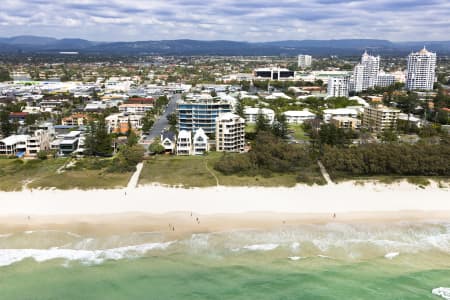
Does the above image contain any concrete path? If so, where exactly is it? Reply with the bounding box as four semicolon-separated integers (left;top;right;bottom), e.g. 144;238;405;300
127;162;144;189
318;161;334;185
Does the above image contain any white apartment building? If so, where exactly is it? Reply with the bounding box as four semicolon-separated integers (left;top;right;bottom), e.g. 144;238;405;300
176;130;192;156
376;71;396;88
298;55;312;69
362;105;401;132
406;47;436;91
327;77;350;98
193;128;209;155
0;135;28;156
353;51;380;92
244;107;275;124
323;108;359;123
26;130;51;157
105;113;143;133
119;103;153;115
283;110;316;124
216;113;245;153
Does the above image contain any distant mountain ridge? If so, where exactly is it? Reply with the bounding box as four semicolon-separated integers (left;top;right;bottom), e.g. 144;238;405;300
0;36;449;56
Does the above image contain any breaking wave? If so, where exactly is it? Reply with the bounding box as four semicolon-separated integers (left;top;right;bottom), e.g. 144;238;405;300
0;241;175;267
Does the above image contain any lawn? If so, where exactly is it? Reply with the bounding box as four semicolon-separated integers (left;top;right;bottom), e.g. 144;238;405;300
0;158;133;191
139;152;326;188
288;125;309;141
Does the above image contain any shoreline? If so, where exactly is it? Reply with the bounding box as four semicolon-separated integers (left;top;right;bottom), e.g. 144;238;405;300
0;180;448;235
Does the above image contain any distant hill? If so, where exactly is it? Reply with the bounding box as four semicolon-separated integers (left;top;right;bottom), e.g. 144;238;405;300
0;36;449;56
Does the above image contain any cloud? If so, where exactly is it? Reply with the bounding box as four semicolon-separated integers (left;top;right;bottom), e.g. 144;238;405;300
0;0;448;41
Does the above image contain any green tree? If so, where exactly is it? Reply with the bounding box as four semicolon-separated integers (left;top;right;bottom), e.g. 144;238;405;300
126;119;139;146
167;113;177;127
0;110;15;137
272;114;289;139
149;139;165;154
255;113;271;133
84;120;97;156
142;116;154;132
380;129;398;143
95;117;113;156
0;68;12;82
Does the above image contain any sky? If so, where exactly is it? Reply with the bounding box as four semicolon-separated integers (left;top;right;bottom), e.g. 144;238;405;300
0;0;449;42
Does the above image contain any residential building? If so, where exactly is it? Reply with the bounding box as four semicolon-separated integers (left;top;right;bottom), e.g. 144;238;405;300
62;113;88;126
119;103;153;115
126;97;155;105
353;51;380;92
9;112;28;124
160;131;176;154
298;55;312;69
327;77;350;97
177;98;232;134
26;130;51;157
59;131;81;156
216;113;245;153
105;113;143;134
193;128;209;155
330;116;361;129
283;110;316;124
244;107;275;124
362;105;400;132
376;71;396;88
323;108;359;123
176;130;192;156
0;135;28;156
254;67;295;80
406;47;436;91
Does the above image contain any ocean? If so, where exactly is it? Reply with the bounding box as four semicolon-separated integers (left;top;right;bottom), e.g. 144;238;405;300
0;222;450;299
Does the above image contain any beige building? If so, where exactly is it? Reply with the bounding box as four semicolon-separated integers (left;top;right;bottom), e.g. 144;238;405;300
62;113;89;126
215;113;245;153
363;105;400;132
330;116;361;130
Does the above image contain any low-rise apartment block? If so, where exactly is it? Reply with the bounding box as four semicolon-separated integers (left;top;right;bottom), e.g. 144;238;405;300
283;110;316;124
119;103;153;115
362;105;401;132
330;116;361;130
244;107;275;124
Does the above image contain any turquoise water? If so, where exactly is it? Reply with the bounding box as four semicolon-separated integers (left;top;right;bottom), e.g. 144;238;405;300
1;223;450;299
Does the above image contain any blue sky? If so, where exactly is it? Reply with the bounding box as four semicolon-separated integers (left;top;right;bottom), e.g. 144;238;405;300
0;0;449;41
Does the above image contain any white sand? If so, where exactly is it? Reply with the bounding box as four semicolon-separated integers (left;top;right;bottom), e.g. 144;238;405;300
0;181;448;216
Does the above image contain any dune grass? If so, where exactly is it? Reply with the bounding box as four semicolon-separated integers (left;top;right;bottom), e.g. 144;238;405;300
139;152;325;188
0;158;132;191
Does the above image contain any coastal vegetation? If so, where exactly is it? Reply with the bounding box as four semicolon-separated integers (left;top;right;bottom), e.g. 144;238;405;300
321;144;450;180
139;151;324;187
0;157;133;191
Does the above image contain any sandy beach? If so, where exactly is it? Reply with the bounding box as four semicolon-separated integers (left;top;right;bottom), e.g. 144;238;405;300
0;180;449;235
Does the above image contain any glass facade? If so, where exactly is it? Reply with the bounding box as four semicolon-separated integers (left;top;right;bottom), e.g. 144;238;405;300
177;102;232;134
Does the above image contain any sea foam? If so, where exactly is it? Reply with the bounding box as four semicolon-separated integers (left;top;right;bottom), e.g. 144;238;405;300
288;256;303;261
0;241;175;267
384;252;399;259
432;287;450;299
243;244;279;251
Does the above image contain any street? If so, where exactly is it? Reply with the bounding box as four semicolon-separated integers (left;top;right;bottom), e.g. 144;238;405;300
141;93;180;148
